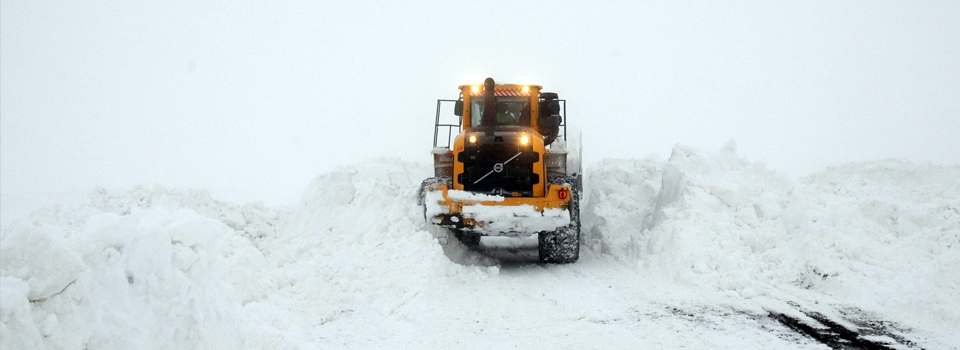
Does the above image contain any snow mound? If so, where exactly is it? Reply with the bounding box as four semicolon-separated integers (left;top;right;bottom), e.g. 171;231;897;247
0;158;498;349
0;159;498;349
264;159;496;326
583;142;960;336
0;186;306;349
3;151;958;348
1;276;44;349
1;225;85;301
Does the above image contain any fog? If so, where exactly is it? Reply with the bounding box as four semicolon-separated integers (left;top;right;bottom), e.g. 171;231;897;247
2;1;958;211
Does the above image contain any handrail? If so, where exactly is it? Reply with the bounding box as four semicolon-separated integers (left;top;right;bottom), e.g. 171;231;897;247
560;99;567;141
434;99;462;149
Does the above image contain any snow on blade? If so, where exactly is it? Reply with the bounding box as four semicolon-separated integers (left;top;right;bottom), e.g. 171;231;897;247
461;204;569;235
446;189;505;202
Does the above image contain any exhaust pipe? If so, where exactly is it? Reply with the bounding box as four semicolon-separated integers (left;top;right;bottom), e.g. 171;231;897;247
480;77;497;127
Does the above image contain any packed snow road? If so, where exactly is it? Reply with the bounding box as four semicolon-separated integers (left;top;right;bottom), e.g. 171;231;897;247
2;144;958;349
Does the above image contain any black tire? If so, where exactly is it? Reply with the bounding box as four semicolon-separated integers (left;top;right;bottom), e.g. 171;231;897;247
540;174;582;263
538;225;579;263
455;230;481;248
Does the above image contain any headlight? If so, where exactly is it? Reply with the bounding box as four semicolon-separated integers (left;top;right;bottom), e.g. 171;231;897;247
471;85;480;93
522;85;529;93
520;136;529;144
469;135;477;143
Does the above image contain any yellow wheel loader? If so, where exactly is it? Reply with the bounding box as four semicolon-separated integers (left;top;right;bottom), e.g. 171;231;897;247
419;78;582;263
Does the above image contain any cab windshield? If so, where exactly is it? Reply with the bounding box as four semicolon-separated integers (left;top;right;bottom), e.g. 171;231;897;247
470;97;531;127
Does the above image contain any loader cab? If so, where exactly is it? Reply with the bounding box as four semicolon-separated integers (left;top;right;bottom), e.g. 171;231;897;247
469;97;531;127
457;83;542;132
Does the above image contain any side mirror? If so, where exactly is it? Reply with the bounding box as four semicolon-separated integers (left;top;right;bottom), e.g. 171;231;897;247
540;115;561;127
454;100;463;116
547;101;561;114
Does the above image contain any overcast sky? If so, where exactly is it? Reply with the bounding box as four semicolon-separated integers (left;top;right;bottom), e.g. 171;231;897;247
2;1;958;209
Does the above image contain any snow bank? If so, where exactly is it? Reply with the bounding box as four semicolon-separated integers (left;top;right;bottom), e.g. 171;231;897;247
0;186;307;349
1;225;85;301
0;158;497;349
1;276;44;349
3;150;957;348
265;159;495;326
0;159;498;349
584;141;960;338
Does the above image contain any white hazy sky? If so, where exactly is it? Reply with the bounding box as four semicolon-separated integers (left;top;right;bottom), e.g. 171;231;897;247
2;1;958;209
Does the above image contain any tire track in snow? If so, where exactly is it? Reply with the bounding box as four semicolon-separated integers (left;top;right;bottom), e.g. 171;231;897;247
771;310;916;350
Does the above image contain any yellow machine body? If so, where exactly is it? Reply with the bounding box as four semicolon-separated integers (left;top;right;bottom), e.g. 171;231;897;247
424;83;572;235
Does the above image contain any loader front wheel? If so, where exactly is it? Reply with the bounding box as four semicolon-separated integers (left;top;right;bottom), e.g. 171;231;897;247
454;230;481;248
540;174;582;264
538;225;580;263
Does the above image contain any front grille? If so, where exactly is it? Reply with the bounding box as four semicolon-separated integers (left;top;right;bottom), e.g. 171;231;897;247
458;140;540;196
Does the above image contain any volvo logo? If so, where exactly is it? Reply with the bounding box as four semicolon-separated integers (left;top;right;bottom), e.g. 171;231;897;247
473;152;521;185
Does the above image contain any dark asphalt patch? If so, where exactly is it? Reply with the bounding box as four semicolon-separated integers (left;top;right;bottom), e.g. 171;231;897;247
656;304;920;349
771;309;918;350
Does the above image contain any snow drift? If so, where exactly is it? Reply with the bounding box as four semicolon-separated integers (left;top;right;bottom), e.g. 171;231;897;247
2;147;958;348
1;159;495;349
583;142;960;344
0;186;304;349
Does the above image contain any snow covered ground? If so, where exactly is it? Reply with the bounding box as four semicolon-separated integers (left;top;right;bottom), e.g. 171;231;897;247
2;146;958;349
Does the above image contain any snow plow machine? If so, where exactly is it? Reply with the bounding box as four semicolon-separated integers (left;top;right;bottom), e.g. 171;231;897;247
420;78;582;263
